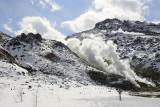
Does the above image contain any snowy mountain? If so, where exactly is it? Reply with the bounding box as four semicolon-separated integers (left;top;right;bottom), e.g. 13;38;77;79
0;18;160;91
68;18;160;89
0;32;160;107
0;33;99;89
70;19;160;72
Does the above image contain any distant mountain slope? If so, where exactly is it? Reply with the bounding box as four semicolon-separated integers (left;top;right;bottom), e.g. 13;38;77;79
68;18;160;88
0;31;12;41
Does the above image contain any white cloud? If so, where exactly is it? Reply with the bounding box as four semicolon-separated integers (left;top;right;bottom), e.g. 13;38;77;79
39;0;46;8
31;0;62;12
3;16;65;42
151;19;160;24
3;18;15;33
45;0;62;12
3;24;14;33
61;0;150;33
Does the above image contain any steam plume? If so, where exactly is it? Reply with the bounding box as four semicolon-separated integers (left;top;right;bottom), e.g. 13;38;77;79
66;34;155;87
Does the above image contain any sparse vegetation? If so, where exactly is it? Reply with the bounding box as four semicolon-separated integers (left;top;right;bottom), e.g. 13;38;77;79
19;88;24;102
13;88;24;103
32;89;39;107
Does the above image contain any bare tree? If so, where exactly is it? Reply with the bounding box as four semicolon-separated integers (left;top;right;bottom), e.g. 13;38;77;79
32;89;39;107
57;95;60;102
13;88;24;103
18;88;24;102
117;88;123;101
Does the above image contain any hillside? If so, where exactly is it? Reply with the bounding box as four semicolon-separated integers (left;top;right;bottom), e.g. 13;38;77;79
68;18;160;89
0;33;99;88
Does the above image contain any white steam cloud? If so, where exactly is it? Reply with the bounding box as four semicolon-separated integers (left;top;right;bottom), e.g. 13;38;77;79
65;34;154;87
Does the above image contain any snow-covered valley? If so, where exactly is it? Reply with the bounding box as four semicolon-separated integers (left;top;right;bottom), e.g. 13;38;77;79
0;85;160;107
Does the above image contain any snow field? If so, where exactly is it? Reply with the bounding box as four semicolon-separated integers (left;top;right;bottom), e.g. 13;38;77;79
0;85;160;107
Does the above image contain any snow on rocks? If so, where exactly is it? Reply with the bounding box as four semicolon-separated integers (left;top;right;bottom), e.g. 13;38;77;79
0;33;96;87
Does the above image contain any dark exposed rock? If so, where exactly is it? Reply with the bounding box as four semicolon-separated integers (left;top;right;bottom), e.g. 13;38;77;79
16;33;42;43
155;53;160;58
0;46;17;64
95;18;160;36
87;70;159;91
43;53;59;62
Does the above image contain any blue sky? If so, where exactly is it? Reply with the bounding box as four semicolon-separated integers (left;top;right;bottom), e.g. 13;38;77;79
0;0;160;38
145;0;160;20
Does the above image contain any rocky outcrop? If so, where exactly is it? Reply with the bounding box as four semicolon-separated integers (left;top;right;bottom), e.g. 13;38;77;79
17;33;42;43
95;18;160;36
0;45;17;64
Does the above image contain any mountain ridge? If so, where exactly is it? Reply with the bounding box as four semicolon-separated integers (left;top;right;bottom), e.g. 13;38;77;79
0;18;160;91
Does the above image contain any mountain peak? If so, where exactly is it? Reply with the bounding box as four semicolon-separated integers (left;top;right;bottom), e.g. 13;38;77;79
94;18;160;36
16;33;42;43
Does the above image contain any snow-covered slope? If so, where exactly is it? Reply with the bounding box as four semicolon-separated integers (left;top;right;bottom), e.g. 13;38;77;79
0;33;98;88
68;18;160;86
94;19;160;73
0;44;29;89
0;31;12;42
